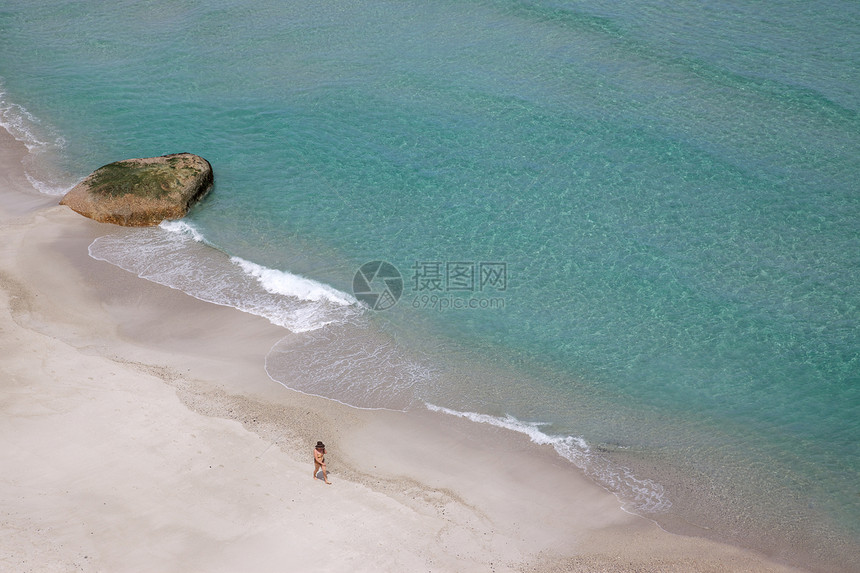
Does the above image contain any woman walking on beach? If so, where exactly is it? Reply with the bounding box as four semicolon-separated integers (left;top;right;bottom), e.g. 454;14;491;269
313;441;331;484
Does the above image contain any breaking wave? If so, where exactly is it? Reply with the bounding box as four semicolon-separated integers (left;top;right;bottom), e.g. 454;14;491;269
425;403;671;514
88;221;360;333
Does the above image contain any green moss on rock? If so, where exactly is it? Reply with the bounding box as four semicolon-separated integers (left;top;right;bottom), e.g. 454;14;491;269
87;161;202;199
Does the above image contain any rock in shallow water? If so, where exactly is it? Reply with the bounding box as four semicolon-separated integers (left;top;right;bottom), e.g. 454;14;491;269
60;153;213;227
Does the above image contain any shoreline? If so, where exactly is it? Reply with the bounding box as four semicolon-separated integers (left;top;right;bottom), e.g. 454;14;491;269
0;125;822;571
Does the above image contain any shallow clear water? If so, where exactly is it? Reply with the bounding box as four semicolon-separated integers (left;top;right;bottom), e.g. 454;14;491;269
2;0;858;567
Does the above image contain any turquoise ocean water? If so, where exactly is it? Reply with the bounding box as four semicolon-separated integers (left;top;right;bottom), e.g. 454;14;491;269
2;1;858;568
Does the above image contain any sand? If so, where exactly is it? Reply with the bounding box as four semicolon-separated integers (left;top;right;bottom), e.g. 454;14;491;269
0;126;811;572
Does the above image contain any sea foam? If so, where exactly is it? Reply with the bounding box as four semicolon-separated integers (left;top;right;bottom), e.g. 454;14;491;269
425;403;671;514
232;256;357;307
160;219;207;243
0;86;51;152
88;222;360;333
0;84;71;196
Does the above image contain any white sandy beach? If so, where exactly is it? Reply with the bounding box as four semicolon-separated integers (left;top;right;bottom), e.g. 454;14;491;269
0;126;812;572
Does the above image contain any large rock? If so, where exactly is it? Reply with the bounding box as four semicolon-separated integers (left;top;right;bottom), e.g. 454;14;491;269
60;153;213;226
